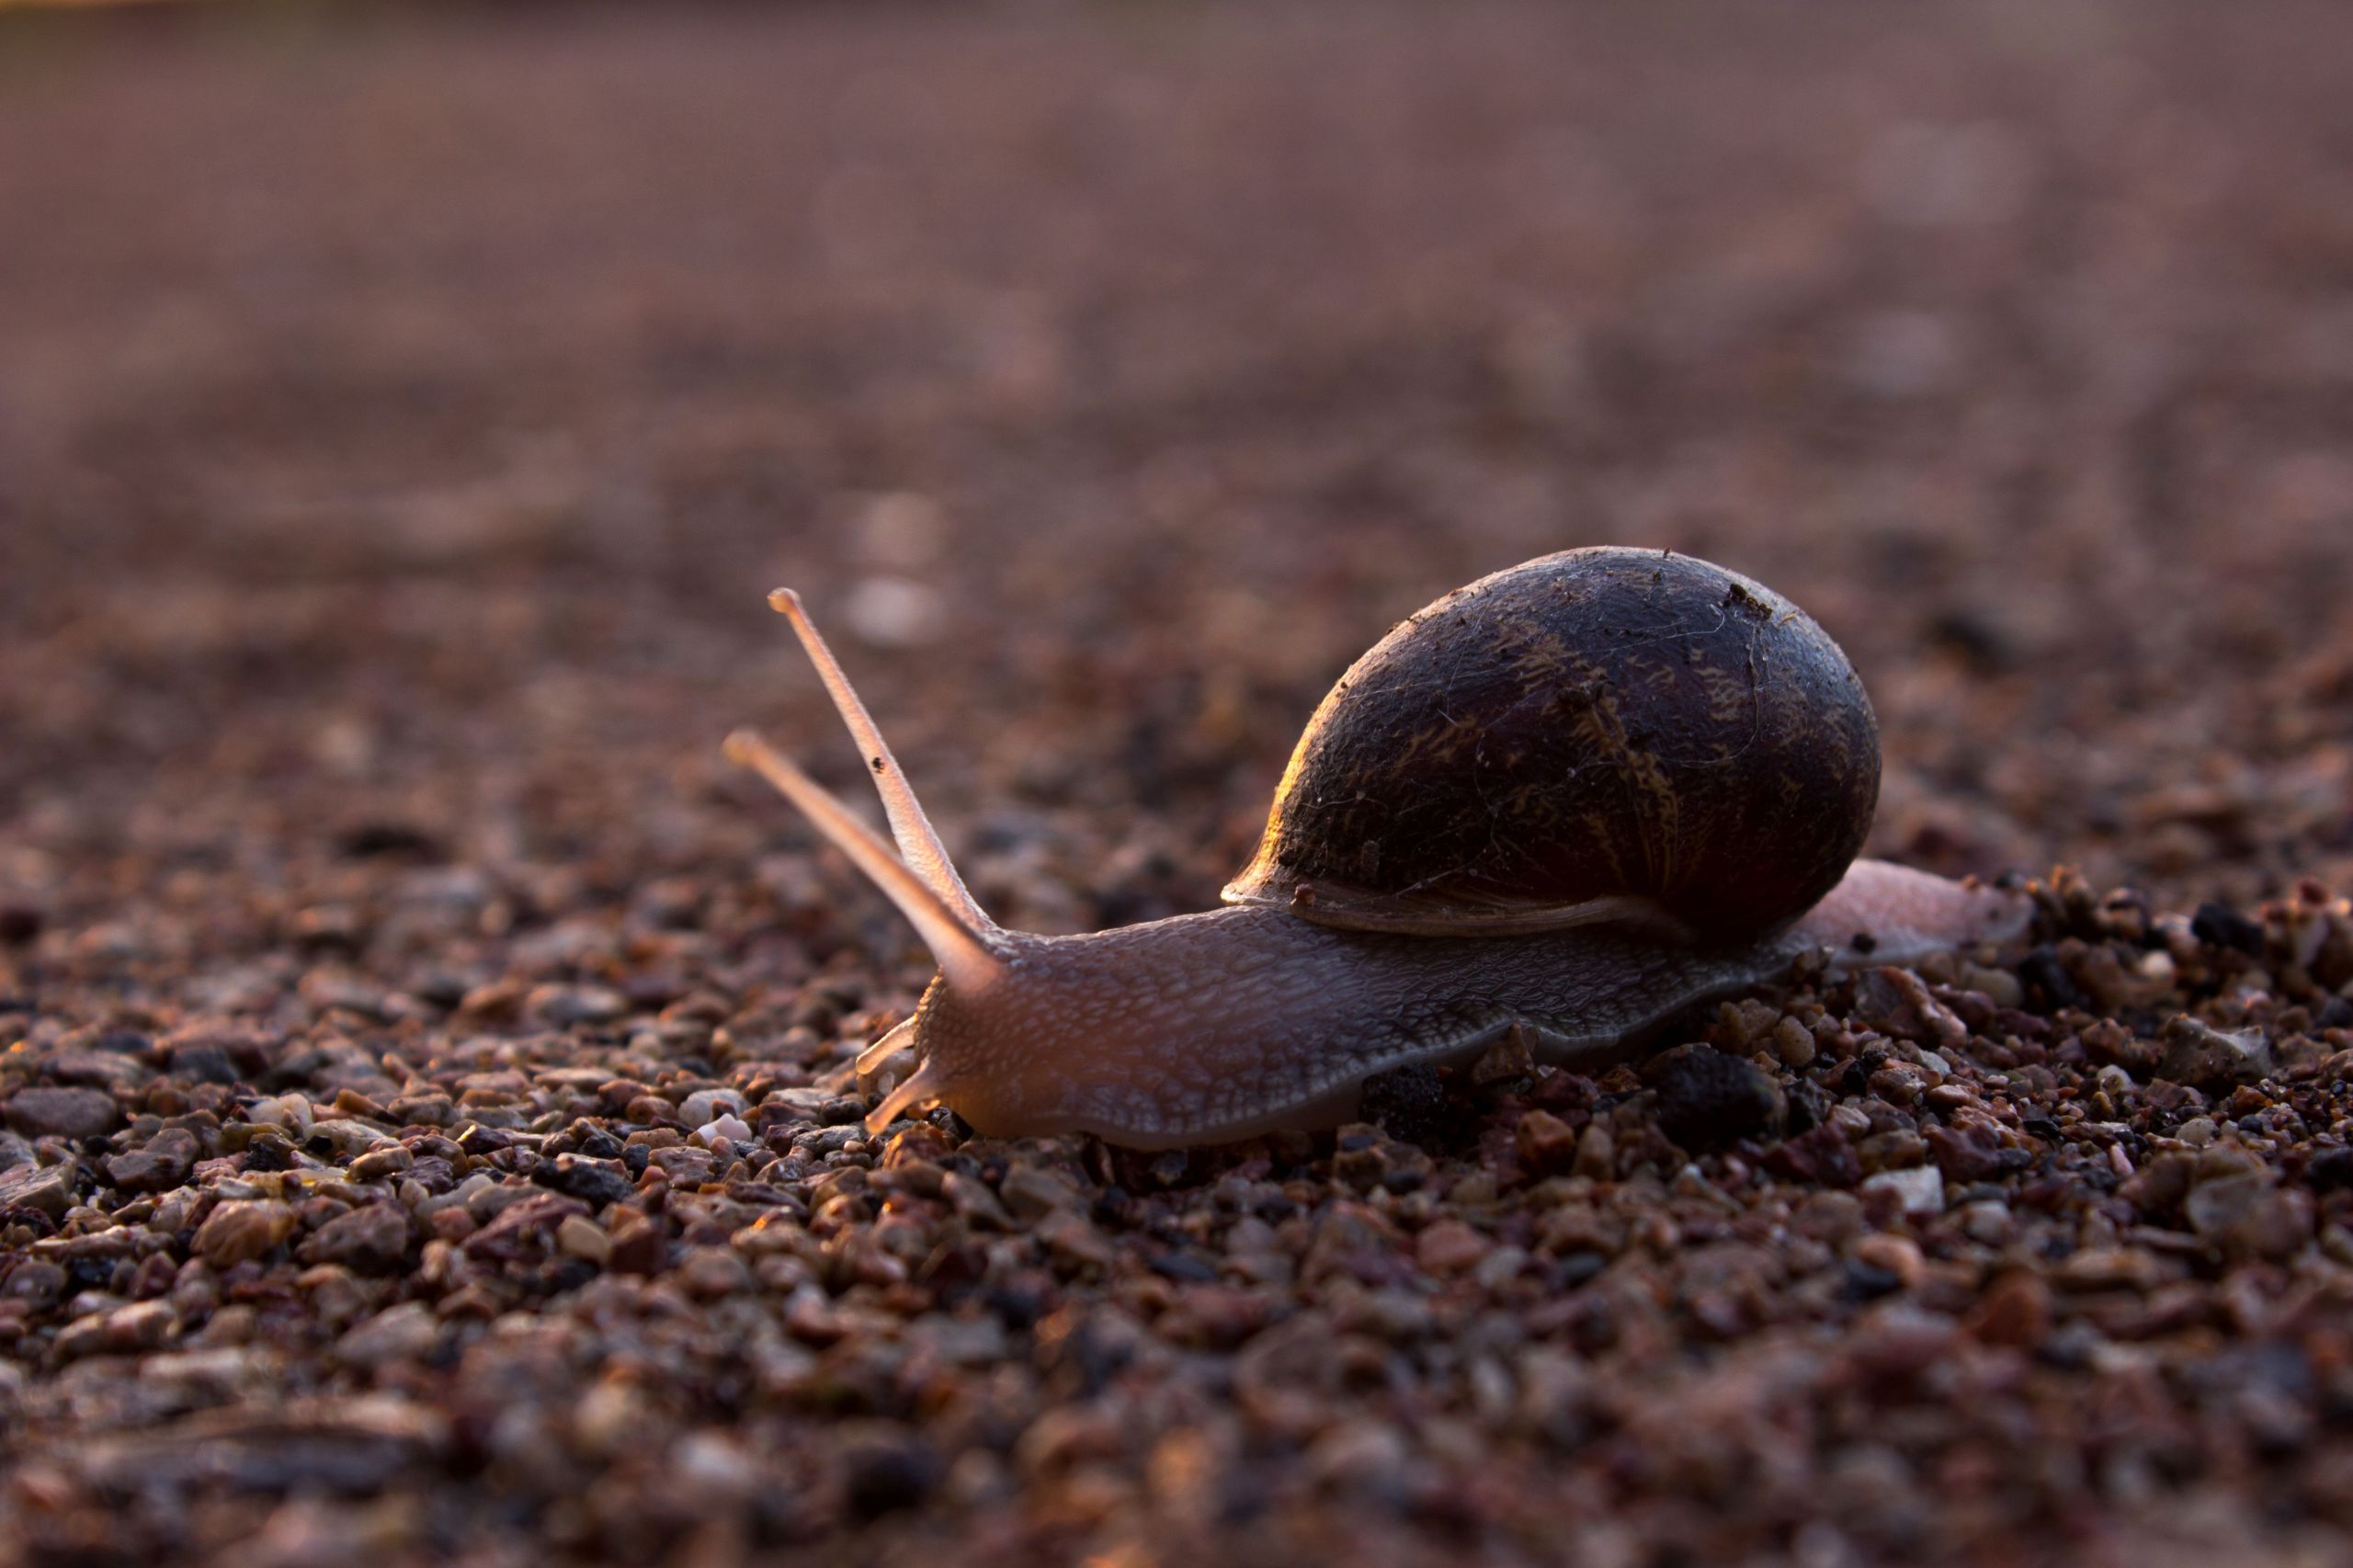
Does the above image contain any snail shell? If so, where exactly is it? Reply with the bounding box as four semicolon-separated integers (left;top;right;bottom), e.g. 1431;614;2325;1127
1222;548;1881;941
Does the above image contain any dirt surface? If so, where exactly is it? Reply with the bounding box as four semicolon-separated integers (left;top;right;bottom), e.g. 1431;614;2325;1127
5;3;2353;1564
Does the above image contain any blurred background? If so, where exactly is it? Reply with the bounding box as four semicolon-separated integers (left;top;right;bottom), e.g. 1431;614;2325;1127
3;0;2350;954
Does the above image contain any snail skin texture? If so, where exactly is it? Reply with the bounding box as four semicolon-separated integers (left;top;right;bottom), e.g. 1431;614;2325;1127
725;549;2029;1150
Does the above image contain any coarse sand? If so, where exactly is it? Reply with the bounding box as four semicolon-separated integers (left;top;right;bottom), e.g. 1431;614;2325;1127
4;3;2353;1564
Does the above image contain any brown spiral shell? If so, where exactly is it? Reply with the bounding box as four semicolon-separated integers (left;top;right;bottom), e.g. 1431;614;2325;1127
1221;548;1881;941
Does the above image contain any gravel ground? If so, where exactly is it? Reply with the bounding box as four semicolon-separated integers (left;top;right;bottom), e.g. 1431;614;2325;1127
5;3;2353;1564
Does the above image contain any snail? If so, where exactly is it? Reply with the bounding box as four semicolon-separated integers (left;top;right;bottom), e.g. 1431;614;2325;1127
723;548;2028;1150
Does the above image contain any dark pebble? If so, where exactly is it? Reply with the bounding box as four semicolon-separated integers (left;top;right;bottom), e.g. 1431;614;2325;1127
1089;1187;1136;1229
1550;1252;1608;1290
1358;1062;1454;1148
66;1255;118;1294
1650;1046;1783;1151
842;1441;941;1520
337;823;444;859
2190;901;2267;956
1843;1260;1905;1301
1145;1249;1221;1283
536;1154;640;1210
162;1044;238;1085
1784;1079;1830;1135
412;972;472;1009
456;1124;516;1157
984;1279;1051;1330
2018;947;2093;1014
2303;1147;2353;1191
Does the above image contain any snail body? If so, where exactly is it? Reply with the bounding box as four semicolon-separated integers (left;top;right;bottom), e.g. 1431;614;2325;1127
726;549;2027;1150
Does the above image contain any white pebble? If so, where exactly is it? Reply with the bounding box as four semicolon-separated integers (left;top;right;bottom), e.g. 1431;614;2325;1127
845;574;943;647
1862;1165;1946;1216
677;1089;745;1126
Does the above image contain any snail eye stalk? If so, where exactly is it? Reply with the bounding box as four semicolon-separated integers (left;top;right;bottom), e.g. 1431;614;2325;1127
766;587;995;934
723;728;1003;997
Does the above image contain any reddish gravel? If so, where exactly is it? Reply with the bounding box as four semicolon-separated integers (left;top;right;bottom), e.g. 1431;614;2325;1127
4;4;2353;1565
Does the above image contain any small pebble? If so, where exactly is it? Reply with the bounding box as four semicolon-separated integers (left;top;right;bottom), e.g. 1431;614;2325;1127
2158;1016;2274;1090
1860;1165;1946;1216
3;1087;120;1141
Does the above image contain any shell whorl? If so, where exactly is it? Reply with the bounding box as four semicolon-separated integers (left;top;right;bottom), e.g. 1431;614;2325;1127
1222;548;1881;940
